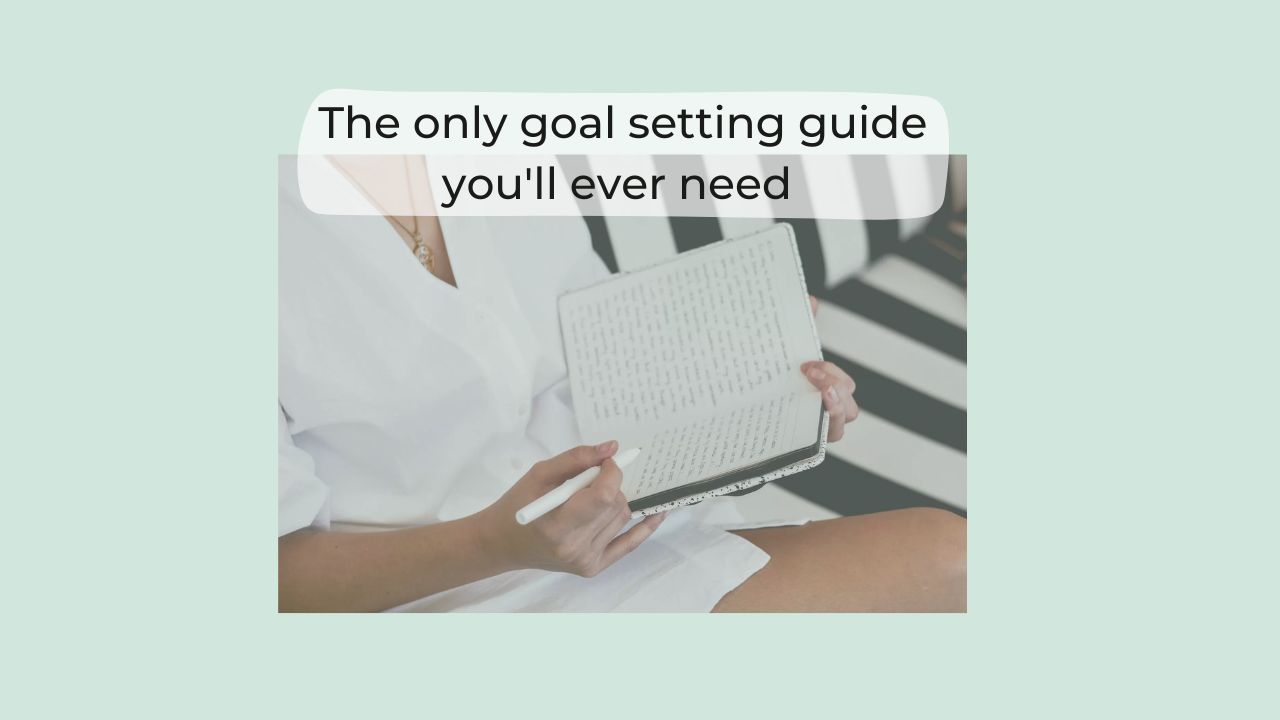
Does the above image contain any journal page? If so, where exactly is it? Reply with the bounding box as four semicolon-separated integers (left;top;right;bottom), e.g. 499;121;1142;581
617;392;822;500
560;223;822;445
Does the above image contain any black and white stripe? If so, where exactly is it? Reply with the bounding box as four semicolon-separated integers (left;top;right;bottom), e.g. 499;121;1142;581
560;154;967;519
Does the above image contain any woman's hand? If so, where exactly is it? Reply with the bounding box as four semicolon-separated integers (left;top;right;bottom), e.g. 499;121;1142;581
476;441;667;578
279;442;663;611
803;295;859;442
803;360;859;442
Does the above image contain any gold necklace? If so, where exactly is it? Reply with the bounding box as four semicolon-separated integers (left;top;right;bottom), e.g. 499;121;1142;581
382;158;436;274
326;157;437;274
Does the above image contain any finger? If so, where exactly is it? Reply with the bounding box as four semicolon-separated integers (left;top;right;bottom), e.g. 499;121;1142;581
588;460;627;536
804;364;837;393
590;457;623;497
592;499;632;546
827;362;855;393
819;365;857;425
823;386;846;441
599;512;667;568
809;360;854;393
532;440;617;485
563;459;624;534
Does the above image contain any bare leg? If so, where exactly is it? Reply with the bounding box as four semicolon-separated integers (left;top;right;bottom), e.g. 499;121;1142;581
713;508;966;612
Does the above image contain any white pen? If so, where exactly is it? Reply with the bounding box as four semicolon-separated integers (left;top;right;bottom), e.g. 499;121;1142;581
515;447;643;525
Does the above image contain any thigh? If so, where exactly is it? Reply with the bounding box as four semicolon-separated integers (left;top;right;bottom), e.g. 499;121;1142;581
713;508;967;612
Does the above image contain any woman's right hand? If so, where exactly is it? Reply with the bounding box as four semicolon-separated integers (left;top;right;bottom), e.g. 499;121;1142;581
476;441;667;577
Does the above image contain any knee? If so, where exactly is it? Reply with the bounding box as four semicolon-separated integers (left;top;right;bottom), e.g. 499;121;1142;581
900;507;967;588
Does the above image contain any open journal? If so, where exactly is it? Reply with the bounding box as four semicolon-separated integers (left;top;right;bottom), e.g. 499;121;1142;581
559;223;829;516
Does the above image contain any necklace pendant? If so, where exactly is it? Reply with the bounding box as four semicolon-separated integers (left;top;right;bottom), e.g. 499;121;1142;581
414;236;436;273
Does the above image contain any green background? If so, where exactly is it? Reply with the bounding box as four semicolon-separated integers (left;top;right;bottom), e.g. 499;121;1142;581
5;1;1276;717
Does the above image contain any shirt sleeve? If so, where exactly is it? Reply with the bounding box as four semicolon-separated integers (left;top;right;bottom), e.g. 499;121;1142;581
278;404;330;536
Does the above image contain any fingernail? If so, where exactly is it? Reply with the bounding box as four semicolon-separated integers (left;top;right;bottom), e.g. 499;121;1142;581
595;440;618;455
827;387;839;401
807;368;825;382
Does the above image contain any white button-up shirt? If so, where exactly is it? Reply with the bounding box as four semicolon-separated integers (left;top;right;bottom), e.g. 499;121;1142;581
278;157;798;611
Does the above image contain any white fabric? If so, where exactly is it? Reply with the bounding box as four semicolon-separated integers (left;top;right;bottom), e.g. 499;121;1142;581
278;156;803;612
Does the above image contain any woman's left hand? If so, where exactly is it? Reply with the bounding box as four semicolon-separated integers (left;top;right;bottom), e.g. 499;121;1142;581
802;360;859;442
803;295;859;442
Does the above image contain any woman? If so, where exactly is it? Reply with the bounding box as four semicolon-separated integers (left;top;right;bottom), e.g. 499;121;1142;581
278;155;965;612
